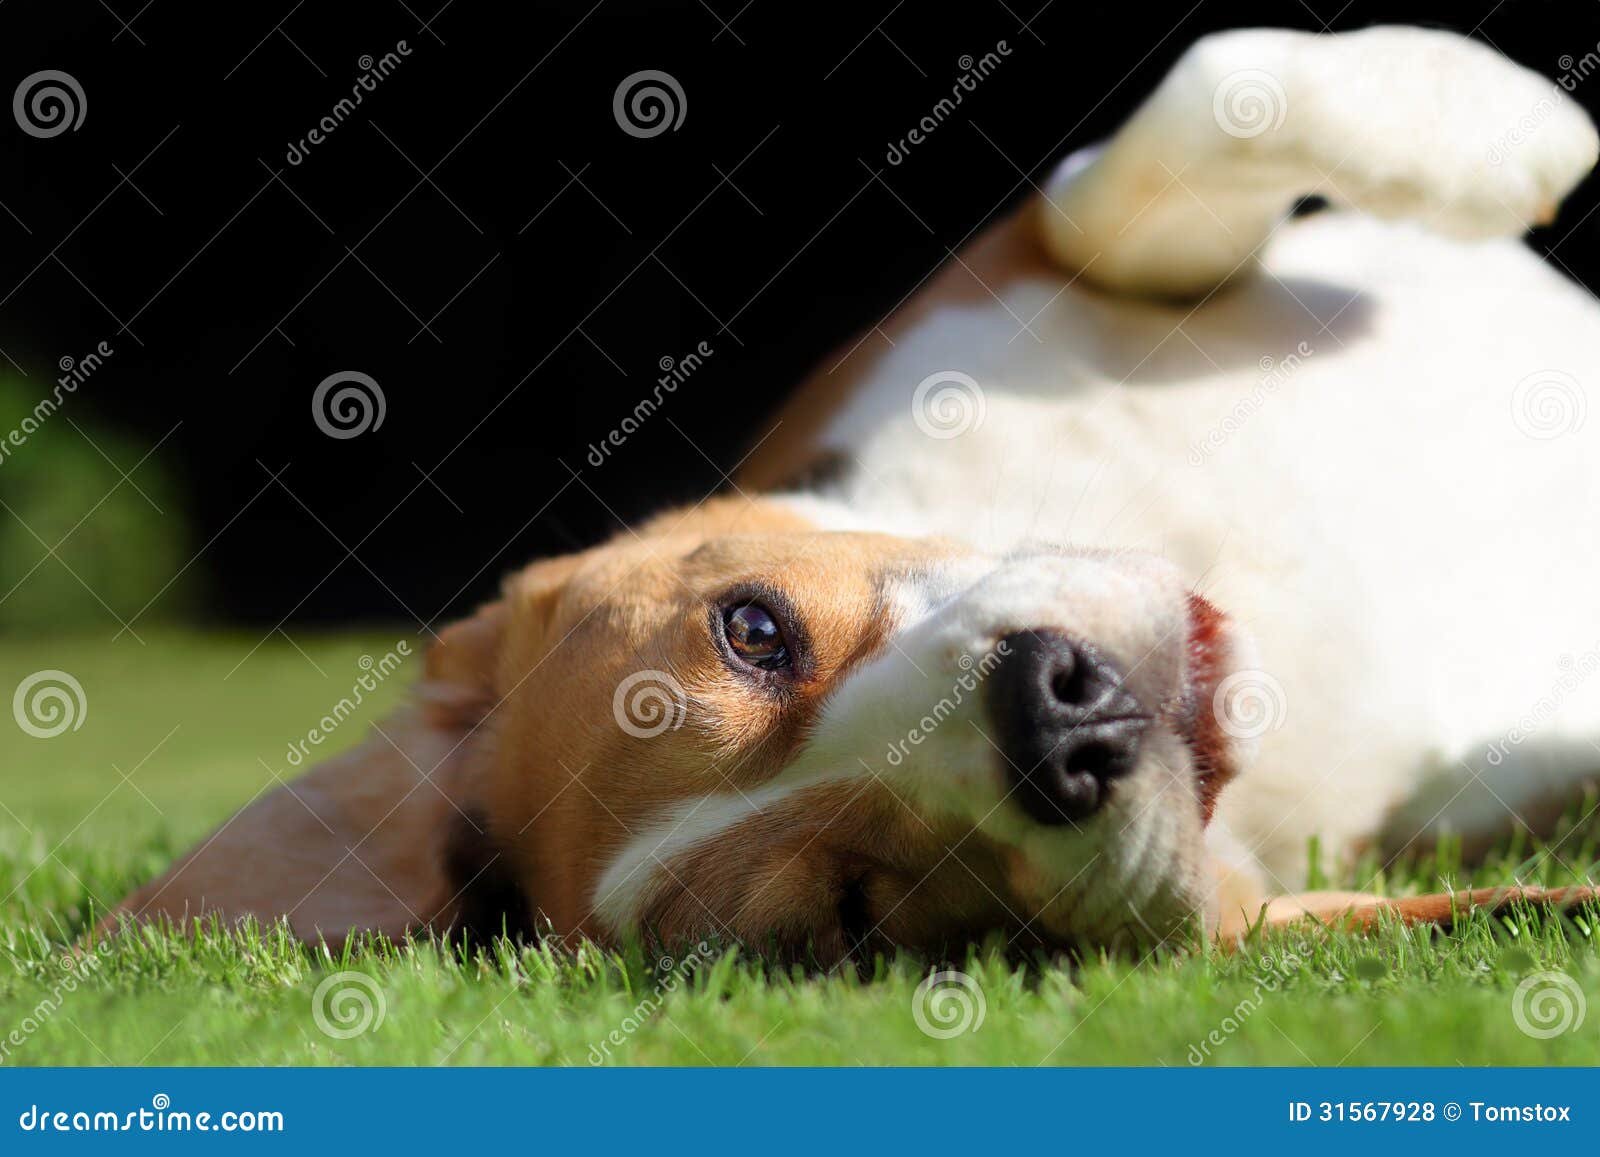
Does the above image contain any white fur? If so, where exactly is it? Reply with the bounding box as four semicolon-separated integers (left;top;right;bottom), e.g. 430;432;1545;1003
810;27;1600;898
1041;26;1598;295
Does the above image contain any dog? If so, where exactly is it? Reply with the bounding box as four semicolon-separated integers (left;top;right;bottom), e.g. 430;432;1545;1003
112;26;1600;960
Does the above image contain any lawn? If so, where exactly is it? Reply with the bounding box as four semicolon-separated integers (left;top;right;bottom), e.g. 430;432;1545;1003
1;632;1597;1066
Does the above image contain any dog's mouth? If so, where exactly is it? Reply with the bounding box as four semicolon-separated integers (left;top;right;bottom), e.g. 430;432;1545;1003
1170;592;1237;823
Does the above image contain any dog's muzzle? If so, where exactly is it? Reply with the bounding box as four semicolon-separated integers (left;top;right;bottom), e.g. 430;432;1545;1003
987;628;1148;824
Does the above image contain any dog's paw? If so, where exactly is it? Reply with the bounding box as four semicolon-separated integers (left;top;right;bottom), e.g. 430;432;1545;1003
1181;26;1598;236
1040;26;1599;297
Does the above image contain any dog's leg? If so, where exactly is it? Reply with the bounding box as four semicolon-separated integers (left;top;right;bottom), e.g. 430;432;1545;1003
1255;890;1385;930
1214;890;1387;941
1232;885;1600;941
1040;26;1598;297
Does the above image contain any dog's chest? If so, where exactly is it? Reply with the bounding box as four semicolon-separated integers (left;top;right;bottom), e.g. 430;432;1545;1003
820;215;1599;568
810;214;1600;765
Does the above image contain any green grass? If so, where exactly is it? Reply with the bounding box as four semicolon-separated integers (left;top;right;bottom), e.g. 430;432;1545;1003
2;632;1597;1066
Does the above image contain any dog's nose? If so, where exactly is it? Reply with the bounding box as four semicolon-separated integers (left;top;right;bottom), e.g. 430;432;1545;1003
988;629;1148;824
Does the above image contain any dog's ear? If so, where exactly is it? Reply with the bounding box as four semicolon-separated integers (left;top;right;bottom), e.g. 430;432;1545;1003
419;596;507;731
106;597;512;944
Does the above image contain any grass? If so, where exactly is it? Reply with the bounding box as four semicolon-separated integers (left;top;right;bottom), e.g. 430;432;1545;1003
1;631;1597;1066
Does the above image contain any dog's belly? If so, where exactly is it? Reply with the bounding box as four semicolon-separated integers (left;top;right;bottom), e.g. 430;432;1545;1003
814;213;1600;882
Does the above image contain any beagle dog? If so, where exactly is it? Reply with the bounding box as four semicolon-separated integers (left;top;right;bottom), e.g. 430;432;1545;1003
114;26;1600;959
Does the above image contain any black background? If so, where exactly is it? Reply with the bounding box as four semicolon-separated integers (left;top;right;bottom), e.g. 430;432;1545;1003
3;1;1597;628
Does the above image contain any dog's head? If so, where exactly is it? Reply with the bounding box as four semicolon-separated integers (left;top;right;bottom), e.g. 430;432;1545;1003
117;495;1248;961
429;494;1249;959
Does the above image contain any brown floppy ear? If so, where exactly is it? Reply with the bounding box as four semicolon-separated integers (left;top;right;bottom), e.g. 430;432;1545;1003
106;600;509;944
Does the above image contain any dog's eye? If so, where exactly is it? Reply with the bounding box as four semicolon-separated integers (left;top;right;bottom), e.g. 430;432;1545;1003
723;602;790;669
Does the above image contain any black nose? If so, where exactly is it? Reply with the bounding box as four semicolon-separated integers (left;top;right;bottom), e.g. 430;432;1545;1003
987;629;1148;824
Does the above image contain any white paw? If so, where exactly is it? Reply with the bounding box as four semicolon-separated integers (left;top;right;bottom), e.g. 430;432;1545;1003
1181;26;1599;235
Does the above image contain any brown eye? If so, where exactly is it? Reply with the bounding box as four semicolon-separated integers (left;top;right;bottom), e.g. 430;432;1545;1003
723;602;789;669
